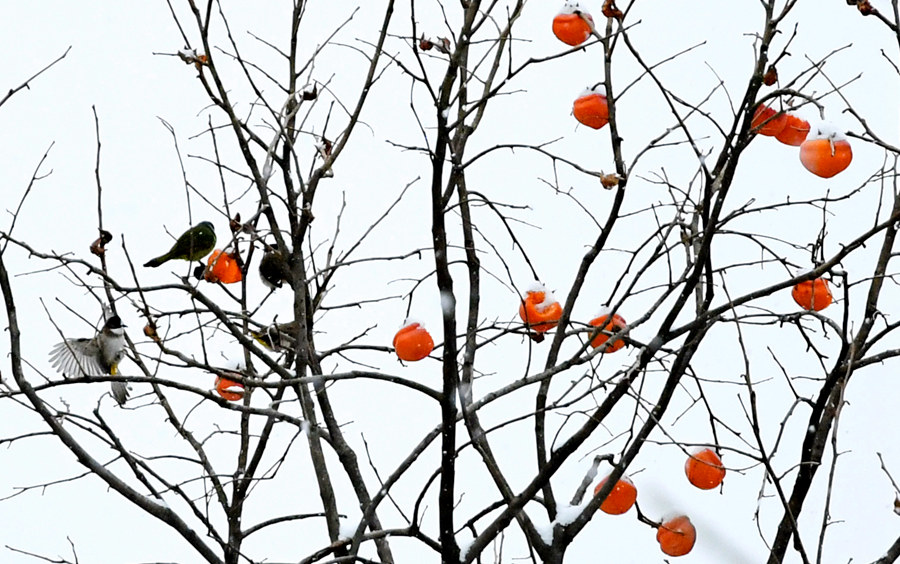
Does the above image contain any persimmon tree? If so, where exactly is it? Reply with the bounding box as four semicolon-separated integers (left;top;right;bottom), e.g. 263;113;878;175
2;1;900;563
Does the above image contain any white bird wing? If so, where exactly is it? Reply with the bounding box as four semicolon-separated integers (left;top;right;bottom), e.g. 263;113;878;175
49;338;104;377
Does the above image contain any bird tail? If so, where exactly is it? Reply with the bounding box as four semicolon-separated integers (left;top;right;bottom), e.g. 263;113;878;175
143;254;168;268
250;329;276;350
111;381;130;406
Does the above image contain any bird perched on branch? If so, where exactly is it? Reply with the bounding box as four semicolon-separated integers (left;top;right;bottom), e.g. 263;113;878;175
258;245;293;289
144;221;217;268
49;315;130;405
250;320;299;352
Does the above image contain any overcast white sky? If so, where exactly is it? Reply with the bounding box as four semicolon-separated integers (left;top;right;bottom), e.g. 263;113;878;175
2;1;900;563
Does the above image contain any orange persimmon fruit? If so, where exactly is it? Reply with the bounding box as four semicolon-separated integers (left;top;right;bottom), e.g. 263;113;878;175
519;285;563;333
205;249;242;284
215;375;244;402
656;514;696;557
751;105;786;137
573;89;609;130
800;139;852;178
594;474;637;515
792;277;833;311
552;2;594;46
685;447;726;490
588;309;627;352
799;122;852;178
775;114;810;146
393;321;434;362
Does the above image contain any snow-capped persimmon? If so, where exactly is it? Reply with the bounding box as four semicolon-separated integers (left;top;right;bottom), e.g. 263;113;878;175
594;474;637;515
775;114;810;146
205;249;242;284
801;139;852;178
573;89;609;130
552;2;594;46
685;447;726;490
519;284;563;333
656;514;696;557
393;321;434;362
799;122;853;178
215;375;244;402
588;308;627;352
751;105;786;137
792;277;833;311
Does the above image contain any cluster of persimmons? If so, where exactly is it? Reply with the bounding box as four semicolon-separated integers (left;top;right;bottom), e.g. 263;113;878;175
218;3;841;557
548;1;838;556
751;105;853;179
205;250;250;401
752;105;840;313
751;106;841;316
388;282;626;364
551;4;710;553
591;446;726;556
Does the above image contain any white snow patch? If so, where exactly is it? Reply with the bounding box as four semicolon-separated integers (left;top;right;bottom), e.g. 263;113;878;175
578;85;605;98
223;355;247;371
440;290;455;315
557;1;591;17
338;518;357;541
458;533;475;562
593;305;613;319
177;48;197;61
554;502;585;526
525;280;548;293
534;295;558;313
688;446;709;457
524;282;559;312
535;521;554;545
400;317;427;330
807;120;847;141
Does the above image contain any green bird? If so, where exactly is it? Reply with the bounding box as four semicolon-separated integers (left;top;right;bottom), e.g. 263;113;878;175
144;221;217;268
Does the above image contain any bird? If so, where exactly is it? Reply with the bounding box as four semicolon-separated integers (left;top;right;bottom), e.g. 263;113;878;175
144;221;217;268
49;316;130;405
258;245;293;289
250;320;299;352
